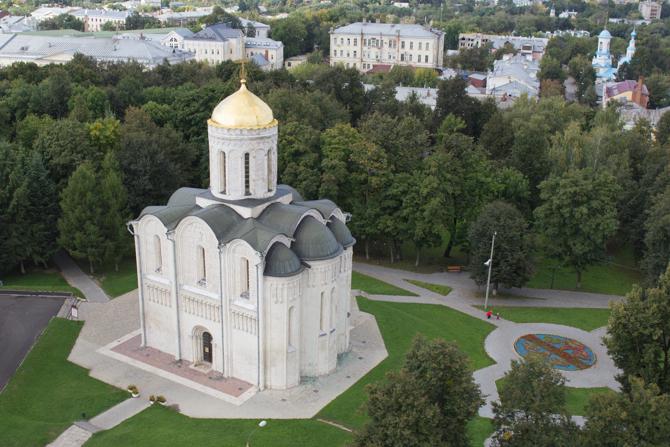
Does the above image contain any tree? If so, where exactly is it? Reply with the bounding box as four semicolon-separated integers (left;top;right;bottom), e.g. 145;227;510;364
606;265;670;394
468;201;533;292
0;141;17;274
100;152;131;271
641;186;670;281
452;45;493;71
6;150;59;273
568;55;596;102
492;357;578;447
539;56;565;82
580;378;670;447
125;12;160;30
201;6;242;28
656;111;670;145
355;335;482;447
277;121;321;199
39;14;84;31
58;163;106;273
271;15;308;58
534;169;619;288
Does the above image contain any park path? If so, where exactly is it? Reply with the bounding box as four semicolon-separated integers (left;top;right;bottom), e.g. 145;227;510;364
353;261;622;439
354;262;623;310
54;251;109;303
47;398;151;447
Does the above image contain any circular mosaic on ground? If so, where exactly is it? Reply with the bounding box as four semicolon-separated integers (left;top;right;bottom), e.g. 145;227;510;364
514;334;597;371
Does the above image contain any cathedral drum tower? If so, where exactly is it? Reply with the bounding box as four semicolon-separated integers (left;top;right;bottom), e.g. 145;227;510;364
129;75;355;391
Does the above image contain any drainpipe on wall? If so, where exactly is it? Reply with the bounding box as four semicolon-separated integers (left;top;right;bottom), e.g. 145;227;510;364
255;253;266;390
218;243;226;374
127;222;147;347
167;231;182;360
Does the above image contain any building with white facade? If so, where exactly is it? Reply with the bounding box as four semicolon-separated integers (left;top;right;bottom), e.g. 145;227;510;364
330;22;445;72
129;78;355;390
70;9;130;32
458;33;548;60
239;18;270;38
0;33;193;67
161;24;283;69
639;1;663;20
592;28;616;81
486;53;540;98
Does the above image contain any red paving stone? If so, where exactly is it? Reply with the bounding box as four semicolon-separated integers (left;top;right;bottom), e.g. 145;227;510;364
111;335;253;397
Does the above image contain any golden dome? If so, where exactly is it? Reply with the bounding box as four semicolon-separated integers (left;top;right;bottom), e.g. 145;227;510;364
210;80;276;129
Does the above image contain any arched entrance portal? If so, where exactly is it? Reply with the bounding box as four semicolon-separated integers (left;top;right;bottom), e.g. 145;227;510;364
202;331;213;364
192;326;214;366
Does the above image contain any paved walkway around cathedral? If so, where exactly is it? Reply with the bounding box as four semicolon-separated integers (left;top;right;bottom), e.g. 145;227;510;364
351;262;622;427
54;250;109;303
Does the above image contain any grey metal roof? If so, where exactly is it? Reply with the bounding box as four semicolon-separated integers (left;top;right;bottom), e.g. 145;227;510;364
327;218;355;248
294;200;338;219
264;243;305;277
190;23;244;42
257;203;313;236
292;217;342;261
332;22;442;39
167;187;203;207
245;37;282;49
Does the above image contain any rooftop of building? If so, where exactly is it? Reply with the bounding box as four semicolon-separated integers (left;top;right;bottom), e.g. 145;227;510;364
239;18;270;29
70;9;130;19
188;23;244;41
332;22;442;38
245;37;282;48
606;79;649;97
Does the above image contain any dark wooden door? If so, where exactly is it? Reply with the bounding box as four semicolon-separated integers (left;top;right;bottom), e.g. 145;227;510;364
203;332;212;363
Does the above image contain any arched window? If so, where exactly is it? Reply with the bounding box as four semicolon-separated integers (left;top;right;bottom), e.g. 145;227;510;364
320;291;327;332
197;246;206;285
219;151;226;194
240;257;250;298
267;150;272;192
288;306;296;348
153;235;162;272
244;153;250;196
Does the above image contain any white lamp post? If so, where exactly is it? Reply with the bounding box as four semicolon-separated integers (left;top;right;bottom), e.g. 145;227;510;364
246;420;267;447
484;231;497;311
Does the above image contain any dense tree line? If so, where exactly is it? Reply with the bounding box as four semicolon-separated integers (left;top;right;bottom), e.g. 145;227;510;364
0;55;668;288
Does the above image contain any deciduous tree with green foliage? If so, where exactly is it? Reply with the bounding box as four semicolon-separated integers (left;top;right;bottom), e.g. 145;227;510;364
580;378;670;447
606;264;670;394
641;187;670;282
468;201;533;292
58;163;106;273
355;335;482;447
492;357;578;447
534;169;619;288
100;152;131;271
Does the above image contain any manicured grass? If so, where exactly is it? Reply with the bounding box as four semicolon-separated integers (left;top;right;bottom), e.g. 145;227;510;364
86;405;352;447
474;305;611;331
496;378;616;416
405;279;453;296
0;268;83;297
351;271;417;296
318;297;495;430
96;258;138;298
467;416;495;446
0;318;127;447
527;246;642;296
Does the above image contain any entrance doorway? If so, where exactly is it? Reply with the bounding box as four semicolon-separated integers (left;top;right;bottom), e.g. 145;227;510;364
202;331;212;363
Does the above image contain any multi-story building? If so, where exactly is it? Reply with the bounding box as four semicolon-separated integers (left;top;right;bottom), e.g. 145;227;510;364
70;9;129;32
239;18;270;38
161;24;284;69
329;22;445;72
458;33;548;60
486;53;540;99
639;1;663;20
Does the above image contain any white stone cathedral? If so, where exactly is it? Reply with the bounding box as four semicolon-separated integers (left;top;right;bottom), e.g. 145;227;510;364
129;78;355;390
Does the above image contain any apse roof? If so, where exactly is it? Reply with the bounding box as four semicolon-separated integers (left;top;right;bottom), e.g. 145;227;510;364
137;186;353;274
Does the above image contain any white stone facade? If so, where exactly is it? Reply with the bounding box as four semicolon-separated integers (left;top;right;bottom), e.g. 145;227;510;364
330;22;445;72
130;81;354;391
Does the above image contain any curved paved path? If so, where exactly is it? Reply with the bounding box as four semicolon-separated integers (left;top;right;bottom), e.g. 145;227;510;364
54;251;109;303
353;262;622;425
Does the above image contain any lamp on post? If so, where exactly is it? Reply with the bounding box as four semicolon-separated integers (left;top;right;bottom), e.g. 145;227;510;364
246;420;267;447
484;231;497;310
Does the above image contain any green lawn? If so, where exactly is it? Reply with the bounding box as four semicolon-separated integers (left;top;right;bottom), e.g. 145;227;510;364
527;246;642;296
82;297;496;447
351;271;417;296
0;319;127;447
318;297;495;430
76;258;138;298
86;405;352;447
0;268;83;297
496;378;616;416
474;305;611;331
405;279;453;296
467;417;495;446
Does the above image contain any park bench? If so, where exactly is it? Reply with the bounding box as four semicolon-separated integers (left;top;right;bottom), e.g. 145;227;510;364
447;265;462;273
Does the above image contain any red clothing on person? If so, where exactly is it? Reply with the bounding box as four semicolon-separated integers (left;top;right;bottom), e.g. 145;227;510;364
486;310;493;319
